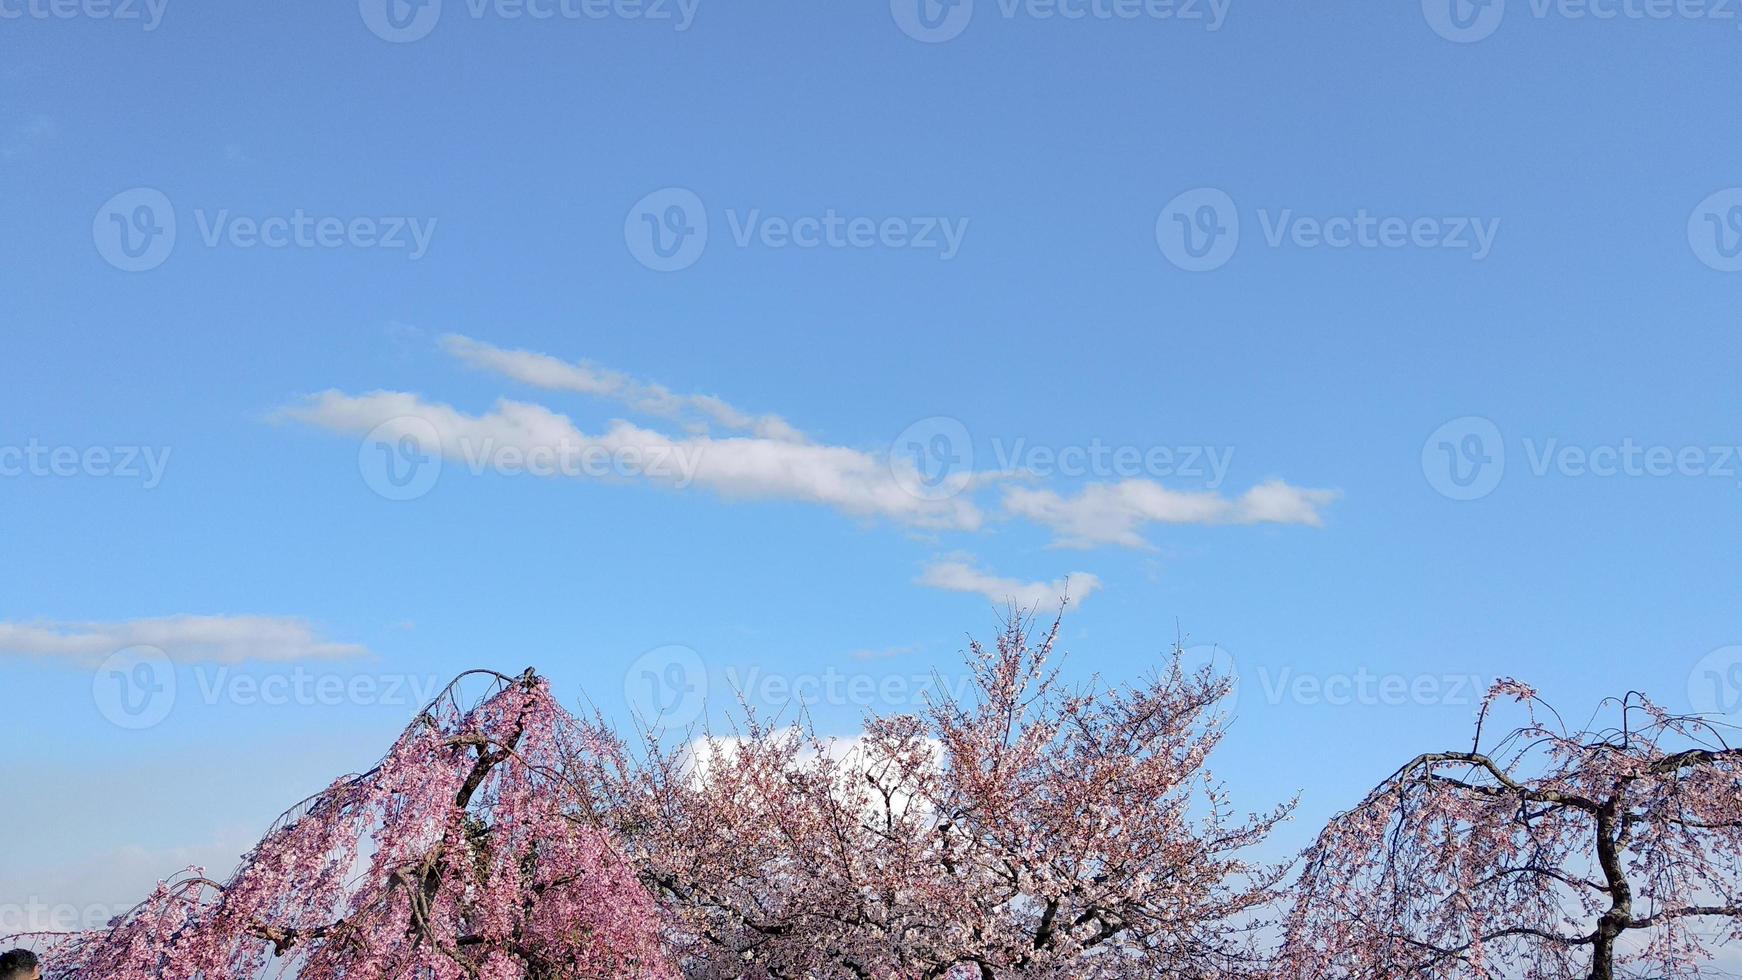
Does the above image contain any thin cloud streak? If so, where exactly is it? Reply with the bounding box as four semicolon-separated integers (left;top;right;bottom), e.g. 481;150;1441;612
1003;478;1339;549
440;334;805;442
280;389;983;531
283;338;1337;551
917;558;1101;610
0;615;370;665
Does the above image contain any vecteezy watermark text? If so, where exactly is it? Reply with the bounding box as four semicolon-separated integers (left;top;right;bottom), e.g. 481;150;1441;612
0;0;167;29
1423;0;1742;43
624;643;980;729
93;646;450;729
0;439;171;489
887;417;1237;501
358;416;707;501
989;438;1233;485
625;187;969;271
1156;188;1500;272
93;188;437;272
1423;416;1742;500
1254;665;1492;707
360;0;699;43
724;664;976;711
192;210;437;259
890;0;1228;43
453;437;704;483
0;899;131;934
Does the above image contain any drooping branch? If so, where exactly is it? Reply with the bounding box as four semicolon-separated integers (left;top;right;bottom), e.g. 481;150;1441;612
1283;679;1742;980
8;667;674;980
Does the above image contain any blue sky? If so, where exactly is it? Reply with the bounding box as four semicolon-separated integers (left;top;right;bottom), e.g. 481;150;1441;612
3;0;1742;932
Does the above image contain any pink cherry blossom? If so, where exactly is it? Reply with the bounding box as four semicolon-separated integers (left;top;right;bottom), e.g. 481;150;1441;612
573;614;1294;979
1282;682;1742;980
10;670;673;980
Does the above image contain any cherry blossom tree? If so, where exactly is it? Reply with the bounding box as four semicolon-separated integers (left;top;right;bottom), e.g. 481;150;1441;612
575;614;1294;980
1282;679;1742;980
8;669;673;980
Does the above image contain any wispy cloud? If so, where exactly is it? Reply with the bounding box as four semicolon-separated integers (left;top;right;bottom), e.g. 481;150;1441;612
917;557;1100;610
0;615;370;665
1003;478;1338;550
280;389;983;531
441;334;805;442
282;338;1336;551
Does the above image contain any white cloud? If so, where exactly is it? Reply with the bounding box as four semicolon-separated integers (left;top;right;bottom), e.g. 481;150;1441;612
0;615;369;665
916;557;1100;610
680;731;941;820
280;389;982;531
1002;478;1339;550
283;338;1338;552
440;334;805;442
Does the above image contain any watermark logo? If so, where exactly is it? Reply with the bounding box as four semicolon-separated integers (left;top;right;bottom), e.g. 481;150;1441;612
891;416;975;501
1422;415;1505;500
1172;651;1499;711
360;0;442;41
893;0;1228;40
1422;0;1505;41
990;438;1234;486
1426;0;1742;42
94;190;436;270
1254;665;1491;708
362;0;696;38
626;187;708;272
892;0;974;41
724;663;979;710
721;209;968;258
94;187;176;272
93;645;176;730
888;422;1236;500
1423;418;1742;498
93;660;450;730
359;416;444;501
1690;645;1742;723
1158;189;1500;271
1156;187;1238;272
354;419;707;500
1688;188;1742;272
626;644;707;728
626;188;970;269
